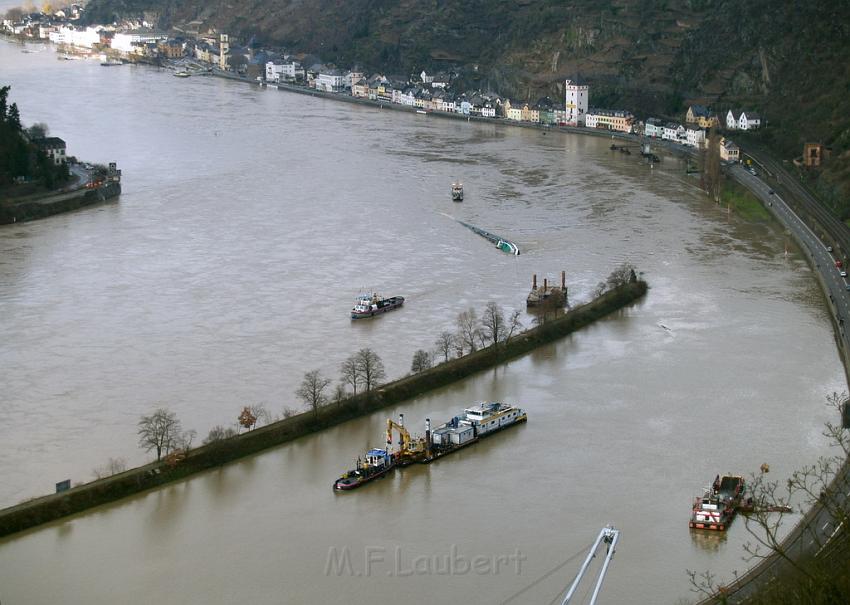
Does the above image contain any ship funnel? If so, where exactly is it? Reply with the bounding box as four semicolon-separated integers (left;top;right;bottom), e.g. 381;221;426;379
532;274;537;290
399;413;404;427
425;418;432;457
561;270;566;290
543;278;548;291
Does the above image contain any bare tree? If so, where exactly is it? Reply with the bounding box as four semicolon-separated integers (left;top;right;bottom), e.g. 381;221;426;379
355;348;386;392
296;369;332;416
505;310;523;341
606;262;638;290
333;383;347;407
481;301;506;347
453;335;465;358
282;407;298;418
533;291;566;325
138;408;182;461
340;356;360;395
411;349;432;373
456;308;479;353
204;425;237;444
435;331;455;363
179;429;197;452
249;403;270;427
593;281;607;298
92;457;127;479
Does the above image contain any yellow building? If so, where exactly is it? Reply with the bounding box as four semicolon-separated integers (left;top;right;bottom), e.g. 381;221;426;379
719;138;740;163
686;105;719;129
585;108;634;133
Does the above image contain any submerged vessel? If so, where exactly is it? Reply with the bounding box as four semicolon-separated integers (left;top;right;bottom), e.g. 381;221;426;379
333;448;394;490
452;182;463;201
173;71;191;78
350;293;404;319
689;474;745;531
455;219;520;256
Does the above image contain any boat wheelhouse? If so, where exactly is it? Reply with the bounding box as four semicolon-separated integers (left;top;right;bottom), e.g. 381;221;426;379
333;448;394;491
461;402;527;436
452;182;464;201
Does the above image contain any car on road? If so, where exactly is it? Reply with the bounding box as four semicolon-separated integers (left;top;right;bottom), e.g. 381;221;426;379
841;270;847;278
828;246;834;252
749;168;758;176
768;189;775;195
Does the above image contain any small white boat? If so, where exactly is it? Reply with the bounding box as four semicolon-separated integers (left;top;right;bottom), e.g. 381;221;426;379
100;55;123;66
173;71;191;78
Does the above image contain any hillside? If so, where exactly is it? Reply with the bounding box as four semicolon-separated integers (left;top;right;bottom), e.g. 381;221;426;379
82;0;850;215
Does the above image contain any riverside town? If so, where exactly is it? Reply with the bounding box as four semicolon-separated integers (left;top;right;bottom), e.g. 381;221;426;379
3;8;760;158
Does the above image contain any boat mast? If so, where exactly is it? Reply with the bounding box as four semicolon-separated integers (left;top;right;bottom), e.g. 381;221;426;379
560;525;620;605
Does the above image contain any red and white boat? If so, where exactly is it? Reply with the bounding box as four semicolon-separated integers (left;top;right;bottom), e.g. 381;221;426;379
689;474;745;531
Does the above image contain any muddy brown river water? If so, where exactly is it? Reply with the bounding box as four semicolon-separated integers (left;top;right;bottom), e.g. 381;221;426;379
0;40;844;603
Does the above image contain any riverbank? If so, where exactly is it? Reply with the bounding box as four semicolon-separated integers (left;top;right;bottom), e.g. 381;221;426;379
0;181;121;224
208;68;642;144
0;280;647;538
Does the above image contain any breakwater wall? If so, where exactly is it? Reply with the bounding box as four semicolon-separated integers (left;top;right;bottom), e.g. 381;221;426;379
0;280;646;538
0;182;121;225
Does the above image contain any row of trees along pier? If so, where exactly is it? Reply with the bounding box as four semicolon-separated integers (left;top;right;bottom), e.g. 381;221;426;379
129;264;640;471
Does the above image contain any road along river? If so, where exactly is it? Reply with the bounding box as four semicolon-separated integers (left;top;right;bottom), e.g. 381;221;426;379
0;41;845;603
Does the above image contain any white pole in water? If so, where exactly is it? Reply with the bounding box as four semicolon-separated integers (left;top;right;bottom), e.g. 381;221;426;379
588;528;619;605
561;526;620;605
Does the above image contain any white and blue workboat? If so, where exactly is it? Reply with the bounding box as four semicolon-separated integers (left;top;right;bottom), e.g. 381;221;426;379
350;293;405;320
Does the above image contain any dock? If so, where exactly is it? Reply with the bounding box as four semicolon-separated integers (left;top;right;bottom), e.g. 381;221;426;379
527;272;568;307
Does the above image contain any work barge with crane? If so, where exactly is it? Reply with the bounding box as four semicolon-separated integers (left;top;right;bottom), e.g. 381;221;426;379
333;402;527;490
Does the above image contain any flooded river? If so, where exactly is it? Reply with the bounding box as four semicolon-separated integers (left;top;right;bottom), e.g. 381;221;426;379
0;40;844;603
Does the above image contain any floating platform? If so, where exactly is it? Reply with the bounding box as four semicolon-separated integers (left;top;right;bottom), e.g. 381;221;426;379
527;272;568;307
689;475;745;532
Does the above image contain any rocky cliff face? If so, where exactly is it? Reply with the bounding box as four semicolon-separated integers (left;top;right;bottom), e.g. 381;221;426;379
83;0;850;213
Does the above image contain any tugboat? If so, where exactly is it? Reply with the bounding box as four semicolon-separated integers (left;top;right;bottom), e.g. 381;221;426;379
451;182;464;201
350;293;404;319
333;448;394;490
689;474;745;531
